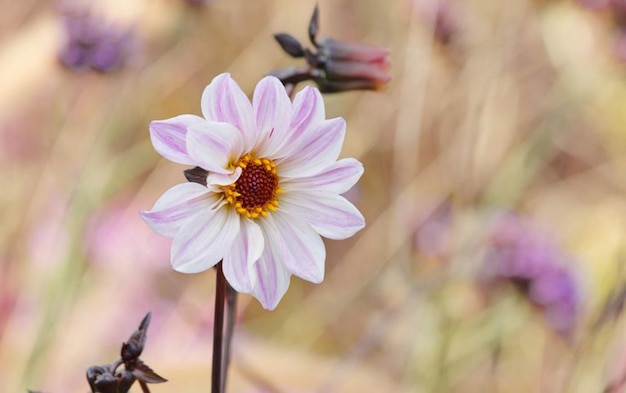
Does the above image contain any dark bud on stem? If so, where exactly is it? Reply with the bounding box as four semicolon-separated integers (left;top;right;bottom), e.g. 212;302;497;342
87;365;109;393
304;48;321;68
269;4;391;94
85;312;166;393
308;4;320;46
95;374;120;393
274;33;305;58
132;360;168;384
121;312;151;362
117;370;136;393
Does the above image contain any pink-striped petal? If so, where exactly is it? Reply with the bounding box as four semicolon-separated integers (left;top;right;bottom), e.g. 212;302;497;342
281;158;363;194
272;86;325;159
149;114;205;165
206;167;242;189
222;218;264;293
253;76;293;157
251;234;291;310
261;212;326;283
186;121;245;174
171;205;240;273
277;117;346;178
201;73;256;151
280;191;365;240
140;183;218;237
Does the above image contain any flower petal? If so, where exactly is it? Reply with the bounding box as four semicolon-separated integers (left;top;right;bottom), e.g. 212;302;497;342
201;73;256;151
186;121;245;174
273;86;325;159
222;218;264;293
140;183;218;237
206;167;242;189
149;114;205;165
282;158;363;194
261;212;326;284
171;205;240;273
280;191;365;240
251;233;291;310
253;76;293;157
277;117;346;178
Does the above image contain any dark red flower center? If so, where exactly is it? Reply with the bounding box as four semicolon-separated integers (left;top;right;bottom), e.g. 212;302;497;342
222;155;281;219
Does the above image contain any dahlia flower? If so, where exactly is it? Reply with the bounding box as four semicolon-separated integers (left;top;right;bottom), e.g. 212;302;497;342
141;73;365;310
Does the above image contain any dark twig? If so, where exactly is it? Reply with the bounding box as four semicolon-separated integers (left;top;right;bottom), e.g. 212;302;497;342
221;282;238;393
212;263;226;393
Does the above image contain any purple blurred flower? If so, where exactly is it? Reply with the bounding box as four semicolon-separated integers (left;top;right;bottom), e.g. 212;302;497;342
578;0;611;9
614;28;626;62
482;212;582;337
84;198;170;271
413;200;453;259
58;9;133;73
413;0;460;45
141;73;365;310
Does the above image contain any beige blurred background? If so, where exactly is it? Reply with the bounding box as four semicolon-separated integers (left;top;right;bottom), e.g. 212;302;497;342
2;0;626;392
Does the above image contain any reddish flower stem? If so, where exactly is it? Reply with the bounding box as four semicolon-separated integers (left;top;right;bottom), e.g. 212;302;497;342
212;263;226;393
221;283;238;392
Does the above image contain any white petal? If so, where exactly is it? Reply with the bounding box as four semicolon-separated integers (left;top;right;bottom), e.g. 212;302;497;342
262;212;326;283
201;73;257;151
206;167;242;188
171;205;240;273
149;115;205;165
251;234;291;310
292;86;325;126
186;121;245;174
277;117;346;178
278;86;325;155
282;158;363;194
222;219;264;293
253;76;293;157
280;191;365;240
140;183;218;237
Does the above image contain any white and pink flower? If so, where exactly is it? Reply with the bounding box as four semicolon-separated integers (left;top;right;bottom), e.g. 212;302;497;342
141;73;365;310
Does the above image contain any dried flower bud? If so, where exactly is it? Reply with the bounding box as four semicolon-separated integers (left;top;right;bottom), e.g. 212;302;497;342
324;59;390;84
132;360;168;384
93;371;120;393
86;313;166;392
317;37;389;63
87;365;108;393
121;312;150;362
274;33;305;58
117;370;136;393
308;4;320;45
269;5;391;93
315;77;383;93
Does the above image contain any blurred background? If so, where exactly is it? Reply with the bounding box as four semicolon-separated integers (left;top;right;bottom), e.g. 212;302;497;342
3;0;626;392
